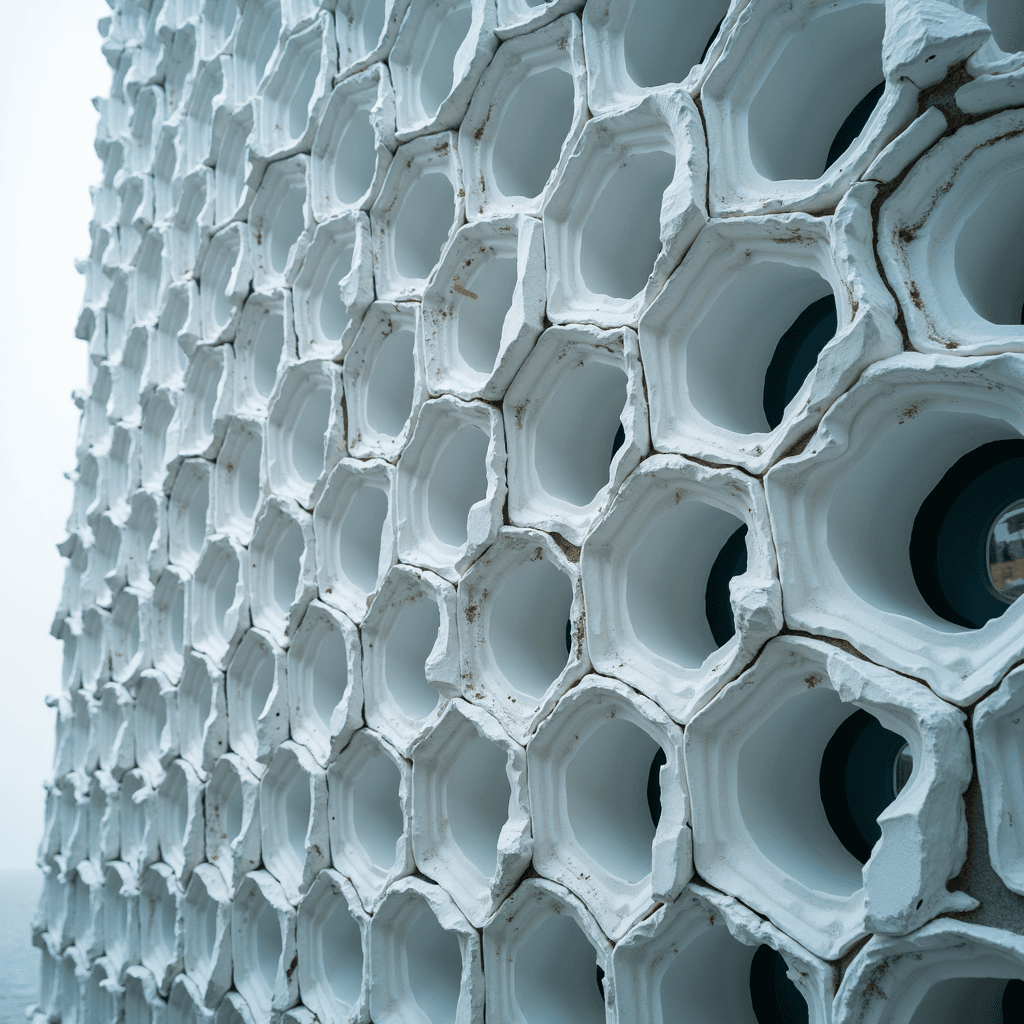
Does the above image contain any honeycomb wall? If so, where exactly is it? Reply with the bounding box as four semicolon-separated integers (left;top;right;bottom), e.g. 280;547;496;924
38;1;1024;1022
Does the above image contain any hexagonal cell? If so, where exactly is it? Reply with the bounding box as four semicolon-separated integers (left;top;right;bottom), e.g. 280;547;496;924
114;172;155;268
640;211;903;474
190;535;249;668
361;563;460;754
212;417;265;546
544;88;707;328
252;12;337;162
157;758;206;884
835;919;1024;1024
215;991;258;1024
181;54;230;178
584;0;739;114
335;0;411;76
702;0;918;217
686;635;976;960
198;0;240;61
178;649;230;776
110;586;151;685
296;868;371;1024
71;688;99;777
123;965;167;1024
140;388;182;494
90;511;125;606
232;290;296;419
102;860;140;980
311;458;395;626
457;527;586;743
205;753;262;895
128;83;168;175
152;124;181;225
168;459;213;574
135;671;179;786
198;223;253;343
345;301;426;461
369;876;483;1024
88;769;121;864
139;861;183;996
249;155;313;292
178;345;234;460
460;14;586;219
411;699;530;926
613;882;837;1024
118;489;167;596
266;359;345;510
310;64;397;223
292;213;374;361
260;740;330;903
394;395;506;581
483;877;611;1024
136;235;169;327
326;728;414;909
529;676;690;940
765;351;1024;706
581;454;781;723
370;132;465;301
79;604;110;693
96;677;134;770
168;972;214;1023
82;955;125;1024
248;497;318;647
150;568;190;683
879;108;1024;357
226;0;283;107
505;323;650;544
70;858;106;959
111;330;150;427
421;214;545;401
287;601;363;767
167;169;216;284
213;104;262;231
975;664;1024;896
182;862;233;1008
230;870;298;1022
226;627;289;767
153;282;201;392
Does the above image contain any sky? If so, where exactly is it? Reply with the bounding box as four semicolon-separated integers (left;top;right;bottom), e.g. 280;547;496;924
0;0;112;870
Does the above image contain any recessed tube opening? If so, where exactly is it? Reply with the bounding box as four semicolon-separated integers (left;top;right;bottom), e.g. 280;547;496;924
336;483;389;594
268;183;307;275
426;425;489;547
366;327;416;436
627;502;748;667
384;597;442;718
307;625;351;734
360;0;387;53
580;150;675;299
446;734;510;877
228;634;276;761
565;719;661;883
747;5;885;181
623;0;731;88
457;255;518;373
334;109;377;203
319;245;356;340
271;518;304;613
290;385;331;484
287;50;321;142
534;361;627;506
404;903;465;1022
908;976;1024;1024
321;897;364;1008
253;310;285;400
349;748;405;875
254;895;283;1003
489;557;574;697
418;5;473;119
394;173;456;281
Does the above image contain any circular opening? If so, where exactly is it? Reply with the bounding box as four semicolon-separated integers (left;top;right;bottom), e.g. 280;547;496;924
236;432;263;519
426;423;489;547
366;328;416;436
319;245;355;340
489;556;574;697
321;899;363;1006
456;254;518;374
747;5;885;181
627;501;747;668
910;439;1024;628
565;718;661;882
446;732;510;876
953;167;1024;326
283;768;311;862
394;172;456;281
579;150;675;299
255;898;283;987
514;912;605;1024
271;519;304;611
384;596;442;718
253;311;285;397
987;0;1024;54
748;945;809;1024
334;109;376;203
360;0;386;53
819;709;910;864
492;68;574;199
418;5;473;118
290;385;331;483
311;626;349;727
534;360;627;506
659;921;760;1023
337;483;389;593
288;51;320;140
624;0;730;88
908;976;1023;1024
685;262;834;434
737;687;867;897
351;747;404;868
269;184;306;273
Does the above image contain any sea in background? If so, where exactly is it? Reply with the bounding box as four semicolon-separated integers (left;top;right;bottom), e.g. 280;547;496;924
0;869;41;1022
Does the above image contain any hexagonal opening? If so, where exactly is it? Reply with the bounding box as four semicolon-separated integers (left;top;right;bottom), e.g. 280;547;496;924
339;483;389;595
216;419;263;539
231;0;282;105
227;631;278;761
455;254;518;373
253;894;284;1005
986;0;1024;54
418;4;473;120
405;901;464;1022
181;345;228;454
910;976;1022;1024
208;761;245;868
426;423;489;547
168;460;211;571
580;150;675;299
215;108;253;224
335;108;377;203
264;756;312;886
140;873;178;978
392;172;457;282
204;227;243;335
320;897;364;1009
383;595;442;719
267;29;322;145
445;733;510;877
747;4;885;182
341;740;405;883
262;174;307;277
285;381;332;487
622;0;728;89
954;167;1024;327
158;764;189;872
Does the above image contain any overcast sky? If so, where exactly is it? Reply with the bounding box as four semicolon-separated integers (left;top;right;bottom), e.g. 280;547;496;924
0;0;112;870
